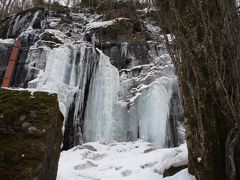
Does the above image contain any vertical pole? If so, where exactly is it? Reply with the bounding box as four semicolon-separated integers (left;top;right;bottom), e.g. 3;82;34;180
1;40;21;88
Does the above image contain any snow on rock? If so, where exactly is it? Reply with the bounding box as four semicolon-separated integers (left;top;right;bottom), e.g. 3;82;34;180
57;141;193;180
86;18;129;31
0;38;15;44
86;19;115;30
40;29;72;44
118;60;180;148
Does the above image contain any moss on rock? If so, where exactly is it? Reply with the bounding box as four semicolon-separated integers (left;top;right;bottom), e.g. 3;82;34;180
0;89;63;180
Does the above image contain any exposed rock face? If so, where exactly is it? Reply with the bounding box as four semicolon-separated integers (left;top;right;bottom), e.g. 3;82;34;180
0;89;63;180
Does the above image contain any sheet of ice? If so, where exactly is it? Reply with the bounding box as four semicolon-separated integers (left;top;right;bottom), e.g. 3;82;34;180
129;77;177;148
30;45;75;117
83;49;123;143
57;141;194;180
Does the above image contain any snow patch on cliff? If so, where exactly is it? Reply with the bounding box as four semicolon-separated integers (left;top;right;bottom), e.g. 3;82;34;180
0;38;14;44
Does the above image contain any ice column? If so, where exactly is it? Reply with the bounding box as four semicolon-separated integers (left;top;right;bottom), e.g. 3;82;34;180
130;77;176;148
83;50;123;143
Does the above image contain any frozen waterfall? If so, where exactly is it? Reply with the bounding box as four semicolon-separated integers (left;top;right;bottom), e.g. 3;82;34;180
1;10;184;149
22;41;183;149
129;77;176;148
83;50;121;143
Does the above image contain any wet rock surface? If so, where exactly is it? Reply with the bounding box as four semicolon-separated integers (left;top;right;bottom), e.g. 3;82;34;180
0;89;63;180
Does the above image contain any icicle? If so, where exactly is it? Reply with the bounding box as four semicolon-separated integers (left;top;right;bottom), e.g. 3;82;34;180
121;42;128;58
28;11;41;30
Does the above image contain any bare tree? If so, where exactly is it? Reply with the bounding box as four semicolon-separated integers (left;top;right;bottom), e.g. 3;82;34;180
33;0;44;6
156;0;240;179
0;0;13;19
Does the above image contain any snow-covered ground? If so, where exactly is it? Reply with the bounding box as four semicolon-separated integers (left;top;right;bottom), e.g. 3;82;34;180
57;141;195;180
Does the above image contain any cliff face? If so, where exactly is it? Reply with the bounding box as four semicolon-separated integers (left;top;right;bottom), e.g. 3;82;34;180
0;90;63;180
0;1;185;150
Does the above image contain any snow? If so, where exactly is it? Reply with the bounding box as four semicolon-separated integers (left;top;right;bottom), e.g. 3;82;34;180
57;141;194;180
86;18;129;31
0;38;14;44
145;20;161;38
86;20;115;30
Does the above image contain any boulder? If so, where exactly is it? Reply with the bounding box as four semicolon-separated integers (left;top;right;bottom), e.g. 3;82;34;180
0;89;63;180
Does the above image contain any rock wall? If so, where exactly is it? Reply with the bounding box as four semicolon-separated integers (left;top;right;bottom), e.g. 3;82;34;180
0;89;63;180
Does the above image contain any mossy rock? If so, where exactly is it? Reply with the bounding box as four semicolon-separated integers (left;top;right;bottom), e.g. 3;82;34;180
0;89;63;180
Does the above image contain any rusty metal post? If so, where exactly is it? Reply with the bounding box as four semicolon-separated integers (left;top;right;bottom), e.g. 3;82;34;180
1;40;21;88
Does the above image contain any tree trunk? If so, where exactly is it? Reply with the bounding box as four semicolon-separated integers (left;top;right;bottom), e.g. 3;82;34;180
157;0;240;179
